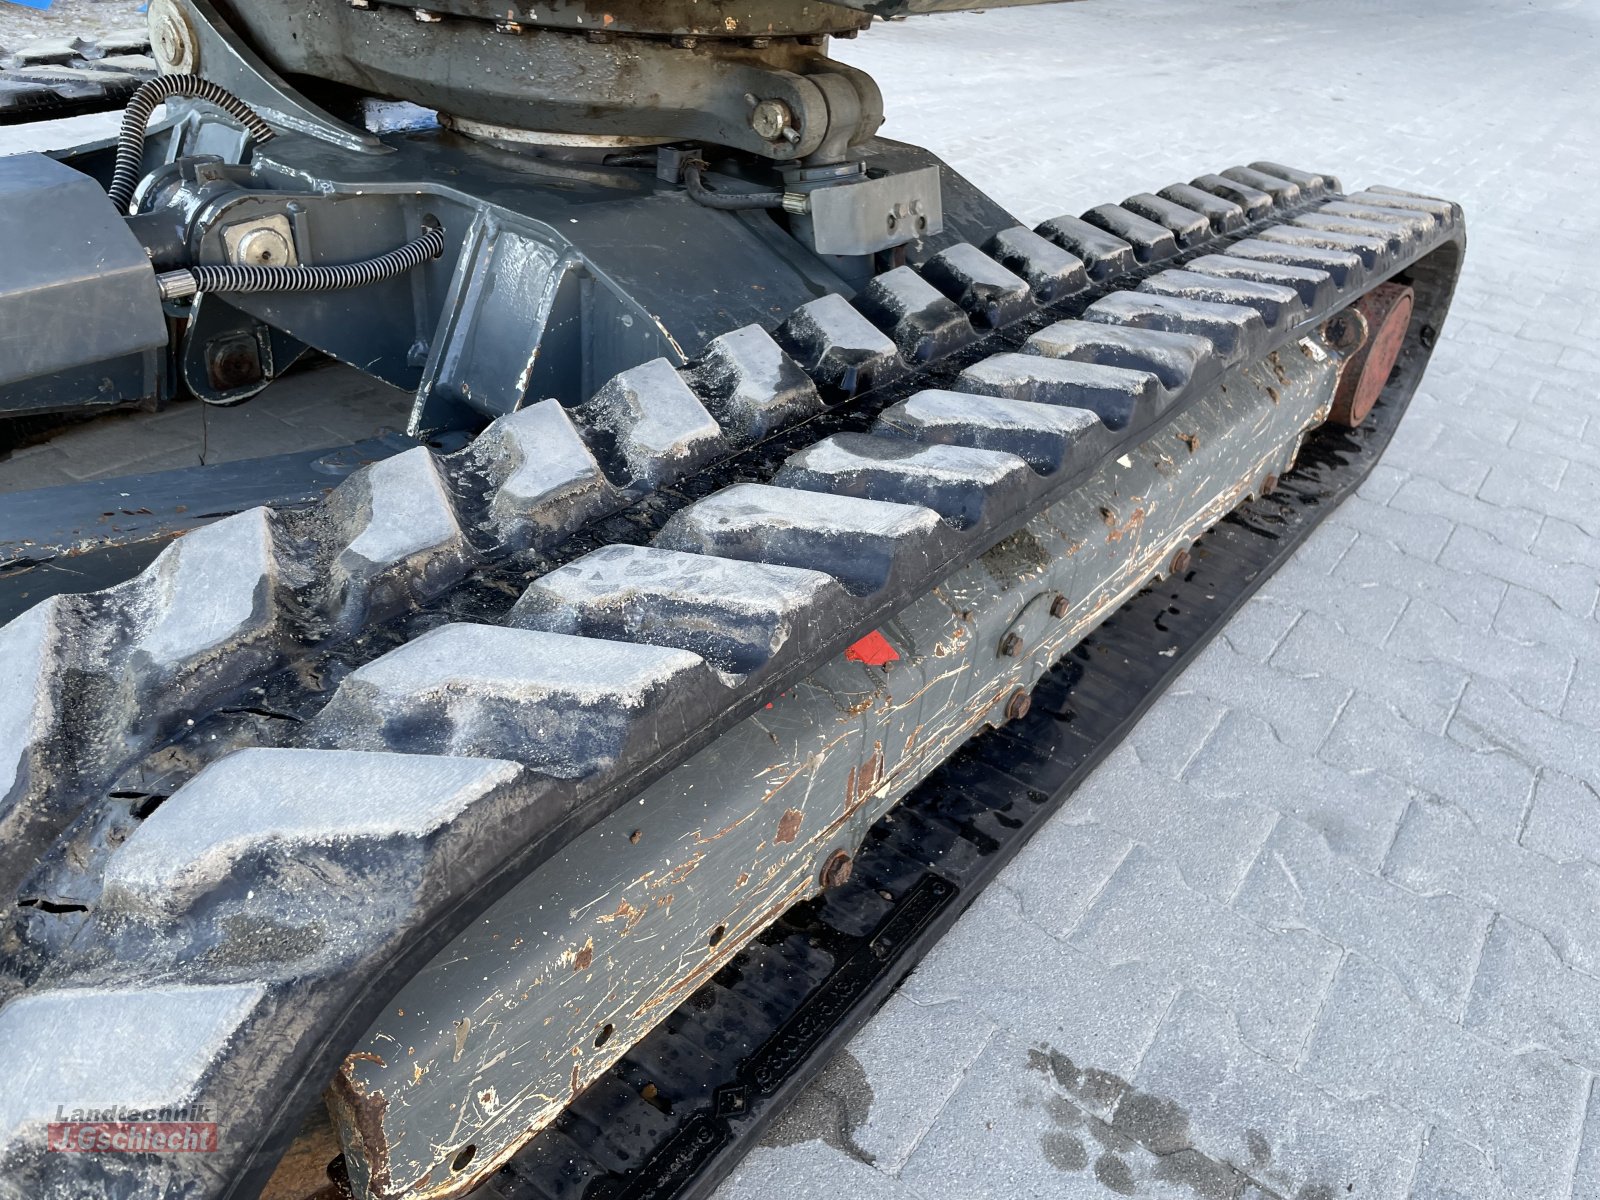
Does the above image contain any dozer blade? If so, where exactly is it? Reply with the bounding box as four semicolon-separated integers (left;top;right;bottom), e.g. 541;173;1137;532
0;164;1463;1200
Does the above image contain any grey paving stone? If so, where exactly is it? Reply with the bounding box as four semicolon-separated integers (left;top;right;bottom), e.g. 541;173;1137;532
1216;596;1302;662
1271;610;1469;734
1060;742;1276;903
1356;460;1409;506
714;1141;927;1200
898;1029;1259;1200
1334;534;1507;633
1571;1083;1600;1200
823;994;996;1174
1385;798;1600;980
1407;1127;1514;1200
1521;769;1600;866
1565;659;1600;731
1251;558;1409;648
1183;709;1413;870
1270;519;1358;577
1067;846;1340;1064
994;812;1132;939
1494;582;1600;662
901;888;1177;1098
1121;690;1227;779
1387;474;1541;554
1448;675;1600;787
1232;816;1490;1016
1439;523;1599;615
1325;494;1456;562
1172;640;1352;754
1477;462;1575;525
1384;595;1574;718
1320;693;1535;844
1299;956;1588;1199
1134;990;1424;1200
1532;513;1600;576
1463;917;1600;1072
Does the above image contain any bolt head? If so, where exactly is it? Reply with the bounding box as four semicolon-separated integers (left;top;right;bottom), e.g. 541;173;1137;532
1170;548;1192;576
999;632;1024;658
1261;473;1279;496
149;0;197;72
235;227;293;267
1049;594;1070;619
1005;689;1032;722
749;98;792;141
820;850;853;890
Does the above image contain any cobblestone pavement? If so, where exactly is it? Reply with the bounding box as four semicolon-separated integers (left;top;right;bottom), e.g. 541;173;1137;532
1;1;1596;1197
714;2;1600;1199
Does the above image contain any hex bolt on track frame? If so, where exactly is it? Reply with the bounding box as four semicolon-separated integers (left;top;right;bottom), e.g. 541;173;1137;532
0;2;1463;1198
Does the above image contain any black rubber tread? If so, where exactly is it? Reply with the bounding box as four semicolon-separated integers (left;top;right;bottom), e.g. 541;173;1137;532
0;30;155;126
0;170;1465;1200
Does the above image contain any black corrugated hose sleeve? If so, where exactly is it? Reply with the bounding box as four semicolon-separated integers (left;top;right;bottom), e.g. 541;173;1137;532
107;74;276;213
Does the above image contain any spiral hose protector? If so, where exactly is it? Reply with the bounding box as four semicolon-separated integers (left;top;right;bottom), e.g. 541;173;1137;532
165;225;447;296
107;75;276;213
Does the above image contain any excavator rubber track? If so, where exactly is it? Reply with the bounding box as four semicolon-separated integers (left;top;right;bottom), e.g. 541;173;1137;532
475;372;1423;1200
0;161;1464;1200
0;31;155;124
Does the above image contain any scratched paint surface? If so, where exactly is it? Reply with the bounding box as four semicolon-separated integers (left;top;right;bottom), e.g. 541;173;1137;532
332;337;1338;1197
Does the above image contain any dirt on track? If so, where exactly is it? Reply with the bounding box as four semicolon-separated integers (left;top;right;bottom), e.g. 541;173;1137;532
0;0;146;51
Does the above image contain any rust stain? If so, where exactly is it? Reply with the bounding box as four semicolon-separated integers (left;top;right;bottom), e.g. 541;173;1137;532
1103;506;1147;544
596;897;645;935
775;807;804;844
327;1059;395;1198
655;853;703;888
1178;432;1199;453
736;872;750;887
572;940;594;972
343;1050;387;1070
846;744;885;813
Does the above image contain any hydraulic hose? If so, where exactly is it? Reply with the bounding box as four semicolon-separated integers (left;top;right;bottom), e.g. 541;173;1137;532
156;224;447;300
681;163;786;211
107;75;276;213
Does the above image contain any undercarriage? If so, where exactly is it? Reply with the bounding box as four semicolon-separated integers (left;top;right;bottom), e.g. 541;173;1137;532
0;3;1464;1198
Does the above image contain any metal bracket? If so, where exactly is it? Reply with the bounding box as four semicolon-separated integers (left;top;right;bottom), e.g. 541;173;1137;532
806;165;942;255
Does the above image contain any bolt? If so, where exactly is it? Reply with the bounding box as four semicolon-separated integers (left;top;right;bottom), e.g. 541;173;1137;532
749;98;793;142
235;227;293;267
820;850;853;890
1261;473;1279;496
149;0;198;72
1419;323;1438;349
1005;689;1032;722
1049;594;1070;619
205;333;264;392
999;632;1024;658
1170;548;1192;576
